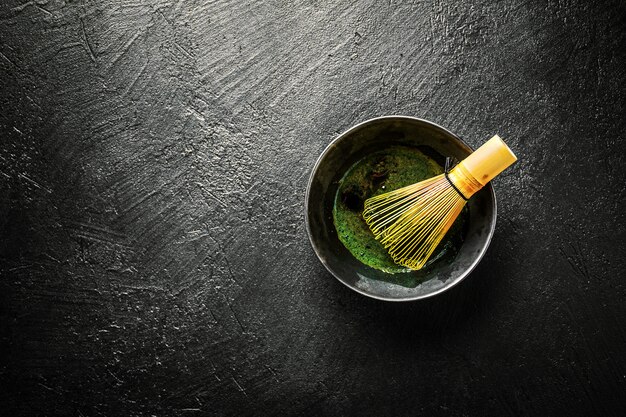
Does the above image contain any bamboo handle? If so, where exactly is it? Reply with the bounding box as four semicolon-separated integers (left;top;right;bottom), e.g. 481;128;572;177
447;135;517;199
460;135;517;185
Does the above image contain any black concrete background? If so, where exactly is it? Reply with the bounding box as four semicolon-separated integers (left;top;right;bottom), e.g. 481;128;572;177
1;0;625;415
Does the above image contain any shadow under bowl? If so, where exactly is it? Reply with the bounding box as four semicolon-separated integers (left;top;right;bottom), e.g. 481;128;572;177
305;116;497;301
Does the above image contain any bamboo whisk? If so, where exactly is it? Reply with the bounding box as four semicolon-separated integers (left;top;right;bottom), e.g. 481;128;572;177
363;135;517;270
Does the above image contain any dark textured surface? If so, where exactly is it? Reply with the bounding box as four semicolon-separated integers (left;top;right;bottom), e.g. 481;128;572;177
1;0;625;415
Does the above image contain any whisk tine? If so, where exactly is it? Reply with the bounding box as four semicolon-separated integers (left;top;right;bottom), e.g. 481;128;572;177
363;176;448;235
363;174;468;270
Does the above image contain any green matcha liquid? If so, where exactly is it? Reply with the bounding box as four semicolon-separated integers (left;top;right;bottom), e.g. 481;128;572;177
333;146;467;276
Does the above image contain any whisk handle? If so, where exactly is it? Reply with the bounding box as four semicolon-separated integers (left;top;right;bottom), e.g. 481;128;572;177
461;135;517;186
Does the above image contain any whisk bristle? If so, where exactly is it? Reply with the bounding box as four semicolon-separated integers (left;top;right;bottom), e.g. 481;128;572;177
363;174;467;270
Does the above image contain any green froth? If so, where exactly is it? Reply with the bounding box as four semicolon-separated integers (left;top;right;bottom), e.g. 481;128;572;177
333;146;467;279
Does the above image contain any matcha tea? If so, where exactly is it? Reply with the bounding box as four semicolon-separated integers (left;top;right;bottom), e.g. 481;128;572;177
333;146;467;277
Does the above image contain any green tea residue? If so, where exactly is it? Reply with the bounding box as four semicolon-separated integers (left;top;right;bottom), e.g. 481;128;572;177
333;146;467;276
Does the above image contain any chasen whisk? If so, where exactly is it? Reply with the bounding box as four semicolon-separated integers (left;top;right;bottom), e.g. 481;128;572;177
363;135;517;270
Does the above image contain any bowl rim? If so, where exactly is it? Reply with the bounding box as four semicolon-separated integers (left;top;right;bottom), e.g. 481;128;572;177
304;115;498;302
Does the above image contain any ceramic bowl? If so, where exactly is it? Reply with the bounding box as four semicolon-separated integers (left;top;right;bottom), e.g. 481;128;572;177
305;116;497;301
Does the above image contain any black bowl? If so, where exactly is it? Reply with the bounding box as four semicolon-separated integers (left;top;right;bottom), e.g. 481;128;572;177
305;116;497;301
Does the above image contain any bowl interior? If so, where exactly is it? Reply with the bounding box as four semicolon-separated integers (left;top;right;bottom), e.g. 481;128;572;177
306;116;496;301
